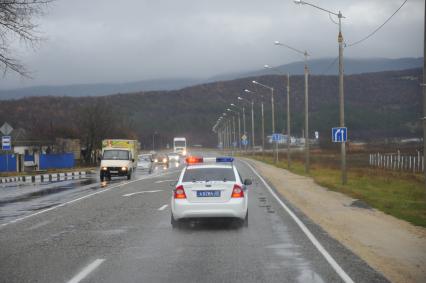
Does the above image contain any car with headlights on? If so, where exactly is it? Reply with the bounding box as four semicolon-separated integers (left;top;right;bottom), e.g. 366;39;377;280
167;152;180;163
153;154;169;164
171;156;251;228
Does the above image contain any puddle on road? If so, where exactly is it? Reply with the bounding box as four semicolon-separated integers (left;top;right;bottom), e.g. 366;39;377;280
0;178;99;207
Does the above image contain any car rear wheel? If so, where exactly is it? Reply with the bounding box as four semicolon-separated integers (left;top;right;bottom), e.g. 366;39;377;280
171;214;180;229
241;212;248;228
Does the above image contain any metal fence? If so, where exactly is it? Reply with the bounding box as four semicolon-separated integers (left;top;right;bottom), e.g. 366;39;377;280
0;154;17;172
369;151;424;173
39;153;75;170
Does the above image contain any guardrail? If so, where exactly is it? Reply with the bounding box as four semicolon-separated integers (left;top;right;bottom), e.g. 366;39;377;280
0;170;89;184
369;151;424;173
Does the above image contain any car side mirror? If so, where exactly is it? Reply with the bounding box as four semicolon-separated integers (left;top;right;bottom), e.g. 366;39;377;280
243;179;252;186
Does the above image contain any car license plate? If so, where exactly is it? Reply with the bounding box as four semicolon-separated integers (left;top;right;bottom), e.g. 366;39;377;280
197;190;220;197
110;170;118;174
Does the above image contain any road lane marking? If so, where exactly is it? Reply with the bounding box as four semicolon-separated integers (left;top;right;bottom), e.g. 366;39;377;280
158;204;168;211
0;170;179;229
154;179;176;184
67;258;105;283
123;190;163;197
242;160;355;283
26;220;51;231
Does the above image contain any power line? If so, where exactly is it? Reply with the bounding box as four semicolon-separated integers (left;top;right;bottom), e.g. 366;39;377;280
346;0;409;48
319;56;339;75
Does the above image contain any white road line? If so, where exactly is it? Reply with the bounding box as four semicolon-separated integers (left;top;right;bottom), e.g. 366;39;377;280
0;170;178;230
154;179;176;184
67;258;105;283
158;204;168;211
242;160;355;283
123;190;163;197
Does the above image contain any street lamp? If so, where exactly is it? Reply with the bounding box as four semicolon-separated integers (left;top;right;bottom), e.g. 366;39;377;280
230;103;246;147
245;89;265;153
264;65;292;169
238;96;255;150
252;81;275;133
242;90;256;150
253;80;278;163
294;0;347;184
227;108;241;150
274;41;309;172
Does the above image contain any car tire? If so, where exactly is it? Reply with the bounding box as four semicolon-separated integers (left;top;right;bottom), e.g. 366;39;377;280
171;214;180;229
241;212;248;228
100;174;104;182
127;171;131;180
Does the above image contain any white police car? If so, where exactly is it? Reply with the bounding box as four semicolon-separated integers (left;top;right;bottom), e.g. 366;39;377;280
171;156;251;228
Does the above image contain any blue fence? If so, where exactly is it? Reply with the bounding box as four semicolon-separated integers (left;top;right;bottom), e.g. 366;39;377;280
40;153;75;170
0;154;17;172
24;154;35;162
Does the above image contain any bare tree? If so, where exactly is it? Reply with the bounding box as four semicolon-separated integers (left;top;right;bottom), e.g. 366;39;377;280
0;0;53;76
78;98;118;164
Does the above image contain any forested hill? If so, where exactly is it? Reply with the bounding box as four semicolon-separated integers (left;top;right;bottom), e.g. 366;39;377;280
0;68;421;149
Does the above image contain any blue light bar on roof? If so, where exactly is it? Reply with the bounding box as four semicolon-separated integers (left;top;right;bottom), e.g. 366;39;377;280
216;157;234;163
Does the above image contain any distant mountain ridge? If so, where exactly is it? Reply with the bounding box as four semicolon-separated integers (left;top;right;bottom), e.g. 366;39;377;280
0;68;422;147
0;78;202;100
208;57;423;82
0;57;422;100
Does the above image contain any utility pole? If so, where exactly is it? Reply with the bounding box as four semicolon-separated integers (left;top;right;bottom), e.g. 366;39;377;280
237;112;241;150
338;11;347;184
261;101;265;155
423;0;426;185
287;73;291;169
232;116;236;149
242;106;246;150
304;52;310;173
251;100;255;149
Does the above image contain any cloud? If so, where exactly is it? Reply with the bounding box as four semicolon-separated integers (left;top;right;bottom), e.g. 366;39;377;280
1;0;423;89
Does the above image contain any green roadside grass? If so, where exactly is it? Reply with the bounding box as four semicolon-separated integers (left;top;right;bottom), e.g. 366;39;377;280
247;154;426;228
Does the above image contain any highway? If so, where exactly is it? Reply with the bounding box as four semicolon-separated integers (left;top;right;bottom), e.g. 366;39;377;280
0;152;388;283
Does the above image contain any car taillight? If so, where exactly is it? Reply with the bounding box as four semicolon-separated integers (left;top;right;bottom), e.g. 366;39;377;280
231;184;244;198
174;185;187;199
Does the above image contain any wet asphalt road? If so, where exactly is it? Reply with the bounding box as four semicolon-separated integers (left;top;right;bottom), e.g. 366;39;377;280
0;154;388;283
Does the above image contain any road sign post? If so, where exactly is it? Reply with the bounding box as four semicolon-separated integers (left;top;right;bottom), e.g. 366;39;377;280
332;127;347;143
241;134;248;150
272;133;283;163
332;127;348;184
2;136;12;172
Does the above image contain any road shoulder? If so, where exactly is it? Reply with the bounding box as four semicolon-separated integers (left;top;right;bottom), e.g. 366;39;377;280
244;158;426;283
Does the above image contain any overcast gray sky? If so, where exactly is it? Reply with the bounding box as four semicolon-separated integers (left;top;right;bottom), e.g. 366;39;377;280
1;0;423;89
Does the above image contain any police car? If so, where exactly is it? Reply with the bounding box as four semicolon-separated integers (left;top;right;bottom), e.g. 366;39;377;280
171;156;251;228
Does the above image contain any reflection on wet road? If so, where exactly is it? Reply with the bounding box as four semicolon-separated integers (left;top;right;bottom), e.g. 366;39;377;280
0;163;179;225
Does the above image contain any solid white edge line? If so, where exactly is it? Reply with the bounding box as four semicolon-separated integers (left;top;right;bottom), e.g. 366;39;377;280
158;204;168;211
242;160;355;283
0;170;179;230
67;258;105;283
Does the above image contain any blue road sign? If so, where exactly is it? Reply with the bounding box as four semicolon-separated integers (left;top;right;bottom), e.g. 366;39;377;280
332;127;347;142
272;133;282;142
242;139;248;146
2;136;11;150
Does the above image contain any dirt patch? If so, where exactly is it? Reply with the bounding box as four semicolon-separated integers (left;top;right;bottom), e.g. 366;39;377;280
246;158;426;283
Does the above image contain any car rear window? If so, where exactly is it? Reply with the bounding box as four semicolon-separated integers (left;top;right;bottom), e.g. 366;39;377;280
182;168;236;182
